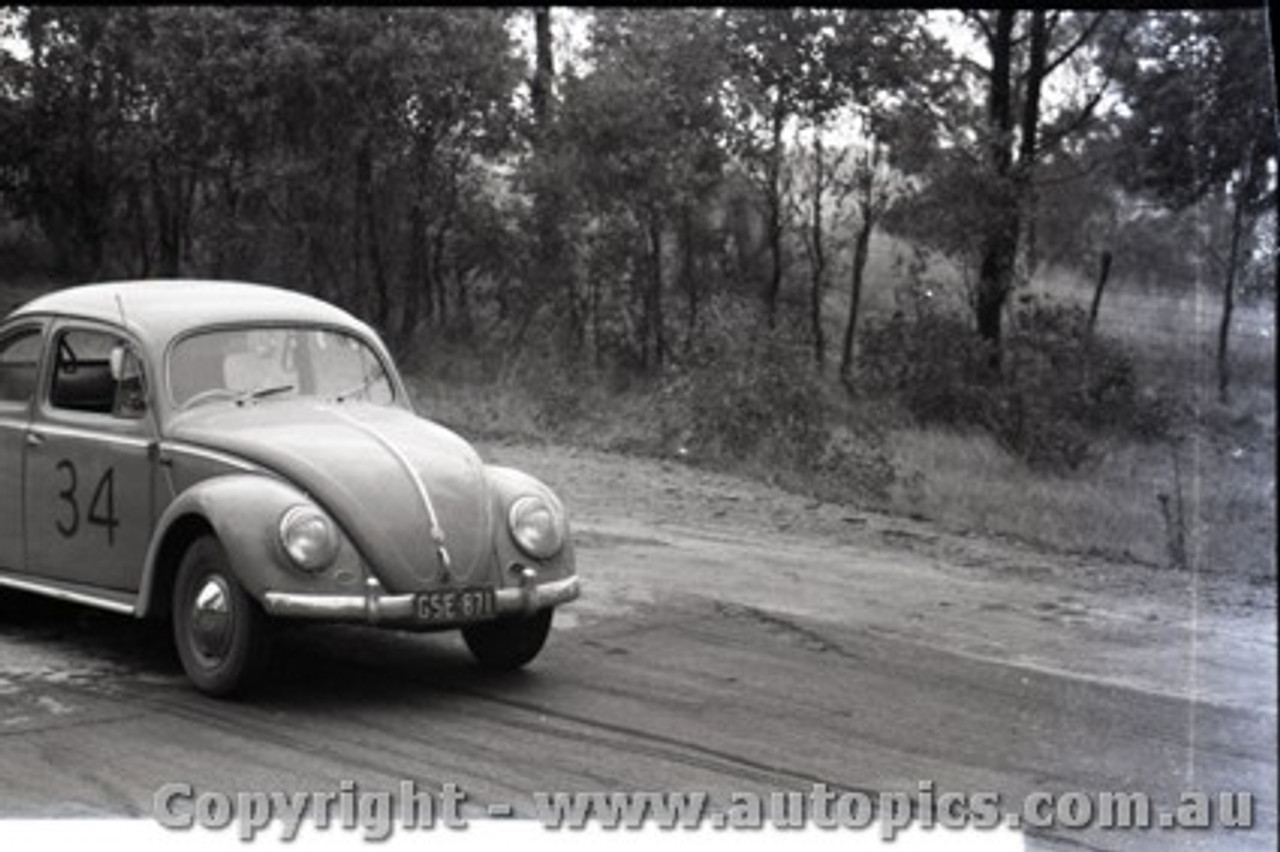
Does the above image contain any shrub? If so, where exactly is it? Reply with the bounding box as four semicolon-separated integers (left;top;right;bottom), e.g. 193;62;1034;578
657;297;895;503
858;290;1169;472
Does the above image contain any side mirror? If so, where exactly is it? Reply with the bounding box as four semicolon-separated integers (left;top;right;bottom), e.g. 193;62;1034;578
110;344;149;419
109;345;126;381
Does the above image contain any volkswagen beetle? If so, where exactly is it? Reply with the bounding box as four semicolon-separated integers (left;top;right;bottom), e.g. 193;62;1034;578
0;280;579;696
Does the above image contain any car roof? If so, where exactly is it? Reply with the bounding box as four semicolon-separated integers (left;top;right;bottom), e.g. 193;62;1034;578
8;279;371;346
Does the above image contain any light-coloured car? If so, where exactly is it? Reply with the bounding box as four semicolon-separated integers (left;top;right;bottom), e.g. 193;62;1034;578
0;280;579;696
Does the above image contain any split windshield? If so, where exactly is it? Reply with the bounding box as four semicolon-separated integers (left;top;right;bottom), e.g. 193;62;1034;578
168;326;395;410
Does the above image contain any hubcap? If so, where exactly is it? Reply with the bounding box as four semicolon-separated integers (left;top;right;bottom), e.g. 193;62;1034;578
190;576;234;664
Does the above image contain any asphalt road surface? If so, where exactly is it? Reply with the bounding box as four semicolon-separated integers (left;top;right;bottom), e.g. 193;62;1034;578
1;443;1275;851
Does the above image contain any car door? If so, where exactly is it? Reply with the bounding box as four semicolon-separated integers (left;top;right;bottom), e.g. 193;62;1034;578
24;320;156;593
0;320;46;573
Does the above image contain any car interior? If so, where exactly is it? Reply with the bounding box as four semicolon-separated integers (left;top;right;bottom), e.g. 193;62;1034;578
48;330;145;418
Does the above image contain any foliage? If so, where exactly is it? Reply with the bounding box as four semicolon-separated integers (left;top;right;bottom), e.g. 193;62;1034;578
0;7;1272;496
0;7;520;346
554;7;730;369
657;296;895;502
1116;10;1276;215
1113;9;1276;398
858;284;1163;471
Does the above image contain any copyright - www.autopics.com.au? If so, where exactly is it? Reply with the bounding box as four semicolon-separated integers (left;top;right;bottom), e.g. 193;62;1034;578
152;780;1256;841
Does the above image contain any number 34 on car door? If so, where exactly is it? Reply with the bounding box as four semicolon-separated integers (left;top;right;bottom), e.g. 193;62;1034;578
23;323;153;593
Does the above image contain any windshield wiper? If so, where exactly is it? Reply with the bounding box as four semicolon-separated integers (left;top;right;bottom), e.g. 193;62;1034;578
332;375;375;404
237;383;296;404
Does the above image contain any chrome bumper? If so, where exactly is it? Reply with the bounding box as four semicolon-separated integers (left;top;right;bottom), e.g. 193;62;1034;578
262;575;581;625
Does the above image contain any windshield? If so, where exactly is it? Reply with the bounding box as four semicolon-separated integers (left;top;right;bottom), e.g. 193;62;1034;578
168;326;395;410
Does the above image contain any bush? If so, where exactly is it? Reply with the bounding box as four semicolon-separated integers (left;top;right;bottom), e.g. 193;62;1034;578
858;291;1169;471
656;297;895;503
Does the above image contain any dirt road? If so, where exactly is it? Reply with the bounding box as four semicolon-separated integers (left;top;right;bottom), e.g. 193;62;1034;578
1;441;1274;850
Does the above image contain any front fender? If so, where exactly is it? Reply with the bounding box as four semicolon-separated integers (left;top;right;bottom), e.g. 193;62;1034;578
137;474;366;617
483;465;576;584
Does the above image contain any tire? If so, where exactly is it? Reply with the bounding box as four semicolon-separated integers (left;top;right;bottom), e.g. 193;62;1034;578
172;535;271;697
463;608;553;671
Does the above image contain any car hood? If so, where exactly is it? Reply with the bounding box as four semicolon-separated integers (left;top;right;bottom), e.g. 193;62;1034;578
168;400;494;591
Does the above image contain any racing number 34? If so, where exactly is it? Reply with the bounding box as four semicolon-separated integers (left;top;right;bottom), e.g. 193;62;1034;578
54;460;119;545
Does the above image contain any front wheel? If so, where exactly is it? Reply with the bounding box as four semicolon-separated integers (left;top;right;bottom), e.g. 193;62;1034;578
463;609;553;671
172;535;271;697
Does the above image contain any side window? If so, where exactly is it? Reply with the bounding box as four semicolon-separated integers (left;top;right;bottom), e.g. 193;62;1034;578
0;327;43;406
49;328;147;419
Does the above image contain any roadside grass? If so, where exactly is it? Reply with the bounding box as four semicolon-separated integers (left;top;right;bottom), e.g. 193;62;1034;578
883;421;1275;581
410;336;1274;581
410;237;1275;582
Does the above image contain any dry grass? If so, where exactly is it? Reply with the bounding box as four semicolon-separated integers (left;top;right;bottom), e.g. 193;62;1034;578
407;244;1275;582
850;256;1276;580
883;423;1275;580
1026;262;1276;392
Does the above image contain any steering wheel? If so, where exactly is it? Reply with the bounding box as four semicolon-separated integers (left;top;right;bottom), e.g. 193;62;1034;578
181;387;240;410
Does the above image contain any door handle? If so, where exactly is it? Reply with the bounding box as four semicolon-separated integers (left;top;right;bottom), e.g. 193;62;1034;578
26;431;45;448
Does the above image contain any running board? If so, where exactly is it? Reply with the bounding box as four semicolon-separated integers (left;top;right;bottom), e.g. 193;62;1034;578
0;570;138;616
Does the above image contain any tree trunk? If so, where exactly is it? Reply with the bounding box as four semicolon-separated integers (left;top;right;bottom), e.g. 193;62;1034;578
356;138;389;333
531;7;554;131
1218;184;1247;403
975;10;1049;363
401;201;425;346
1016;10;1047;291
1087;249;1112;334
808;132;827;369
647;215;666;369
1018;11;1047;173
975;11;1016;354
127;181;151;277
529;6;579;349
590;271;602;368
764;96;786;329
680;204;698;354
840;201;874;385
431;218;451;326
180;168;198;270
456;268;472;334
150;157;181;277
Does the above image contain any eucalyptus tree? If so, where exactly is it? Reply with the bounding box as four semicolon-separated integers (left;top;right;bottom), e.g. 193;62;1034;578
1116;8;1277;401
720;7;846;330
955;10;1134;358
560;7;728;369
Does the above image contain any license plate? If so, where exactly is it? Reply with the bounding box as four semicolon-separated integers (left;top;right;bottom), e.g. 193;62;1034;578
416;588;496;625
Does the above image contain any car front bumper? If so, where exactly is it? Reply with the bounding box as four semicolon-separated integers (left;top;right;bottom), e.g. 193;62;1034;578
261;574;581;625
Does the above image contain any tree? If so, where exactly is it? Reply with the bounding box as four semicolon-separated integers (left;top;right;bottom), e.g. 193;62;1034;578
1;7;520;348
721;8;847;330
1;7;152;277
960;10;1133;359
559;8;728;370
829;13;938;382
1116;9;1277;401
837;136;890;383
524;6;581;350
793;128;842;369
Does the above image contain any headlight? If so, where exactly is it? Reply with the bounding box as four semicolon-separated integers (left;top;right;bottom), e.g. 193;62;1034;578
508;495;564;560
278;505;339;572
